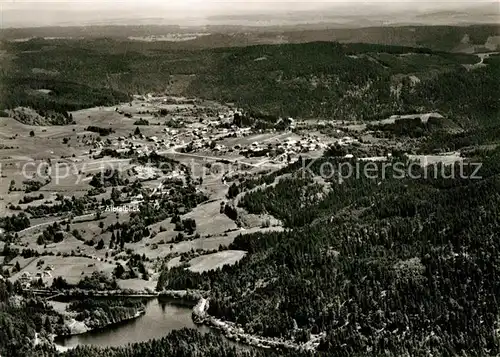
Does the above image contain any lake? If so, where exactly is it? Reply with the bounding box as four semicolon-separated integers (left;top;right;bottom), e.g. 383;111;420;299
54;298;212;348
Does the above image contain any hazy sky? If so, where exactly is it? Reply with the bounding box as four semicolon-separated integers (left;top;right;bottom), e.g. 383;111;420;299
1;0;497;27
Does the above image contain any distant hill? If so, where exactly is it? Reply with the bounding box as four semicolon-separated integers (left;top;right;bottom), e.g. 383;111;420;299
205;1;499;27
183;42;497;122
1;38;497;125
415;1;499;24
1;24;499;54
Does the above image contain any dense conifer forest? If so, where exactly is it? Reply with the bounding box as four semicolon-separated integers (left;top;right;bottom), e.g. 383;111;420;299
1;38;497;122
158;148;500;356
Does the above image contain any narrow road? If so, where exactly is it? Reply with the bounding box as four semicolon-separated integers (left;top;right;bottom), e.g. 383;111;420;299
160;149;261;168
18;204;136;235
18;213;95;234
27;289;159;299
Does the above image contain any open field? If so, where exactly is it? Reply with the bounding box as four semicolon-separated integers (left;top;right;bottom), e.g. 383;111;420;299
182;200;238;236
117;278;157;291
126;234;237;259
9;255;116;285
186;250;247;273
407;153;463;166
165;250;248;273
1;94;306;295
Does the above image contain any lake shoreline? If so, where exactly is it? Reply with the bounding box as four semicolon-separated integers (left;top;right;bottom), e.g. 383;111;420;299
53;297;207;351
159;289;324;351
56;309;146;338
53;290;323;353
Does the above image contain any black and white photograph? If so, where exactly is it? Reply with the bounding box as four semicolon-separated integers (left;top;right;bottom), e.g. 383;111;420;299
0;1;499;356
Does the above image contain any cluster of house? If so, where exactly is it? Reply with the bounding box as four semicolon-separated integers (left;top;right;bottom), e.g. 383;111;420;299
18;266;53;288
337;136;359;146
182;123;253;153
90;104;252;157
234;135;328;160
98;130;183;154
89;104;330;176
133;165;160;180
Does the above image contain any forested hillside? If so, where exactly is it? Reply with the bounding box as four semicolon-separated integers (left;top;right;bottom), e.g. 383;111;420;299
186;42;494;121
0;279;311;357
2;38;497;122
1;24;498;52
62;329;316;357
0;280;66;357
158;147;500;356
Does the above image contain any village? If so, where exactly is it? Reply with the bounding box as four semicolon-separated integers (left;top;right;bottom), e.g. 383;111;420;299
0;94;327;289
0;93;462;301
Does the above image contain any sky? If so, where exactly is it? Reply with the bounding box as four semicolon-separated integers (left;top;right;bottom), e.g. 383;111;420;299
1;0;497;27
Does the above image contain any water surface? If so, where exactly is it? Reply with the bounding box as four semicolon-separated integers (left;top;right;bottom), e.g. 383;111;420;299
55;298;210;348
